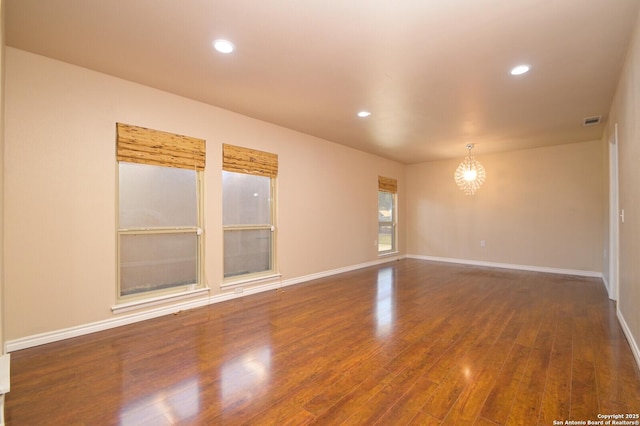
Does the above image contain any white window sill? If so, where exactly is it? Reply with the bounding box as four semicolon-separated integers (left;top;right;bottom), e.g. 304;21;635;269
112;287;210;314
378;251;399;258
222;273;282;289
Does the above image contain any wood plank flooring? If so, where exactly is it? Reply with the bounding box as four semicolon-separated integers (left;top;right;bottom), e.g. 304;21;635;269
6;259;640;425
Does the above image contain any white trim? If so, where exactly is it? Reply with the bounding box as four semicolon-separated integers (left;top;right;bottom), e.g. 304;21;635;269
608;124;620;300
7;295;211;352
278;256;403;288
111;287;210;314
378;251;400;259
602;275;610;293
0;354;10;394
7;254;609;353
221;273;282;289
617;308;640;371
0;355;11;426
5;256;403;352
406;254;602;278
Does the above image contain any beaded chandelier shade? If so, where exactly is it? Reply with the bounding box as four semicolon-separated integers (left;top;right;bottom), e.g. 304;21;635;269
454;144;485;195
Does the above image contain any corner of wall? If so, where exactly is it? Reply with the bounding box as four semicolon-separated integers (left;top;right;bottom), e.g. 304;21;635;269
608;5;640;371
0;0;6;354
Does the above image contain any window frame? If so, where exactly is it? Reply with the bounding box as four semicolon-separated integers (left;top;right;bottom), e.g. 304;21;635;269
222;170;277;285
378;189;397;255
116;162;205;303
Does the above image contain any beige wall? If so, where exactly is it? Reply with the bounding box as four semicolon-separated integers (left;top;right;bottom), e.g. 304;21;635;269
0;0;5;350
406;141;605;272
607;8;640;355
5;17;638;350
3;48;405;341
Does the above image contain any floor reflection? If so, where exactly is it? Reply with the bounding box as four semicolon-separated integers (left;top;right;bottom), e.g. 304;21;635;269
221;346;272;406
376;267;396;337
119;377;200;425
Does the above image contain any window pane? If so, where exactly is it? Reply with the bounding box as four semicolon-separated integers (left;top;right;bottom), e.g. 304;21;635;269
119;162;197;228
120;233;197;296
222;171;271;226
378;224;394;252
378;191;394;223
224;229;272;278
378;191;395;253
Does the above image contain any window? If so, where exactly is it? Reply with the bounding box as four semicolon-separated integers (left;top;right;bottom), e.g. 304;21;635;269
378;176;397;254
116;123;205;300
222;144;278;282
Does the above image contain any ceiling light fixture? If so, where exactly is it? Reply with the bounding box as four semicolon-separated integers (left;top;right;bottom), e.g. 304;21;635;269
454;144;486;195
510;64;530;76
357;111;371;118
213;39;235;54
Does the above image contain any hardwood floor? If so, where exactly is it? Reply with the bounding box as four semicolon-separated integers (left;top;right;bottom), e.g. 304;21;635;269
6;259;640;425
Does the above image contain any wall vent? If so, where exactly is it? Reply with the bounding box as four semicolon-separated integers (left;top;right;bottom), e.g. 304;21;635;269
583;116;602;126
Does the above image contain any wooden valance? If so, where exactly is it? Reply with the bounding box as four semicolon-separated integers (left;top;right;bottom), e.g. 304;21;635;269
378;176;397;193
222;144;278;178
116;123;206;171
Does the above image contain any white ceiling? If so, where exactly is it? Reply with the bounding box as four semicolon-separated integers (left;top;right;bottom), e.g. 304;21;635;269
5;0;640;164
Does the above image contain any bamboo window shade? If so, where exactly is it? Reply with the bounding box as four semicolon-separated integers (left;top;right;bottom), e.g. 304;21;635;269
222;144;278;178
378;176;397;193
116;123;206;171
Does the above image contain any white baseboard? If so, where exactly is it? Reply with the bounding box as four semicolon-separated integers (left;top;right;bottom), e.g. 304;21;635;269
5;254;611;353
617;308;640;371
600;275;620;302
406;254;603;278
6;296;212;352
9;255;637;371
278;255;402;288
602;274;611;297
5;255;402;352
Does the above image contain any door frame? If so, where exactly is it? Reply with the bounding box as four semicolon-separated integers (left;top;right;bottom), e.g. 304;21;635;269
608;123;620;301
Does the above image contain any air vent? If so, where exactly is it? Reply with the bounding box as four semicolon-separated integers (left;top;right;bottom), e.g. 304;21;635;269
583;116;602;126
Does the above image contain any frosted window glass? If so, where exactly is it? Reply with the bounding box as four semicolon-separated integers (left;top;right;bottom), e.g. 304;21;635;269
223;229;272;278
222;171;271;226
119;162;197;228
120;233;197;296
378;191;396;253
378;192;394;222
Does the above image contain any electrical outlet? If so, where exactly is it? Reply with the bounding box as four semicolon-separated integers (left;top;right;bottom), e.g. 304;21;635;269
480;240;486;248
234;287;244;294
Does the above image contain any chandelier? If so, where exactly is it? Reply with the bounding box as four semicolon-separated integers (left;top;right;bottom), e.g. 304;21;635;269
454;144;486;195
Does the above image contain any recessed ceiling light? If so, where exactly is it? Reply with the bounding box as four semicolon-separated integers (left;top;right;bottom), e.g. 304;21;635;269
213;39;235;54
357;111;371;118
510;64;530;76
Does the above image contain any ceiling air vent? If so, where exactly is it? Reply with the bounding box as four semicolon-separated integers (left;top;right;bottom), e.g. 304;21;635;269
582;116;602;126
